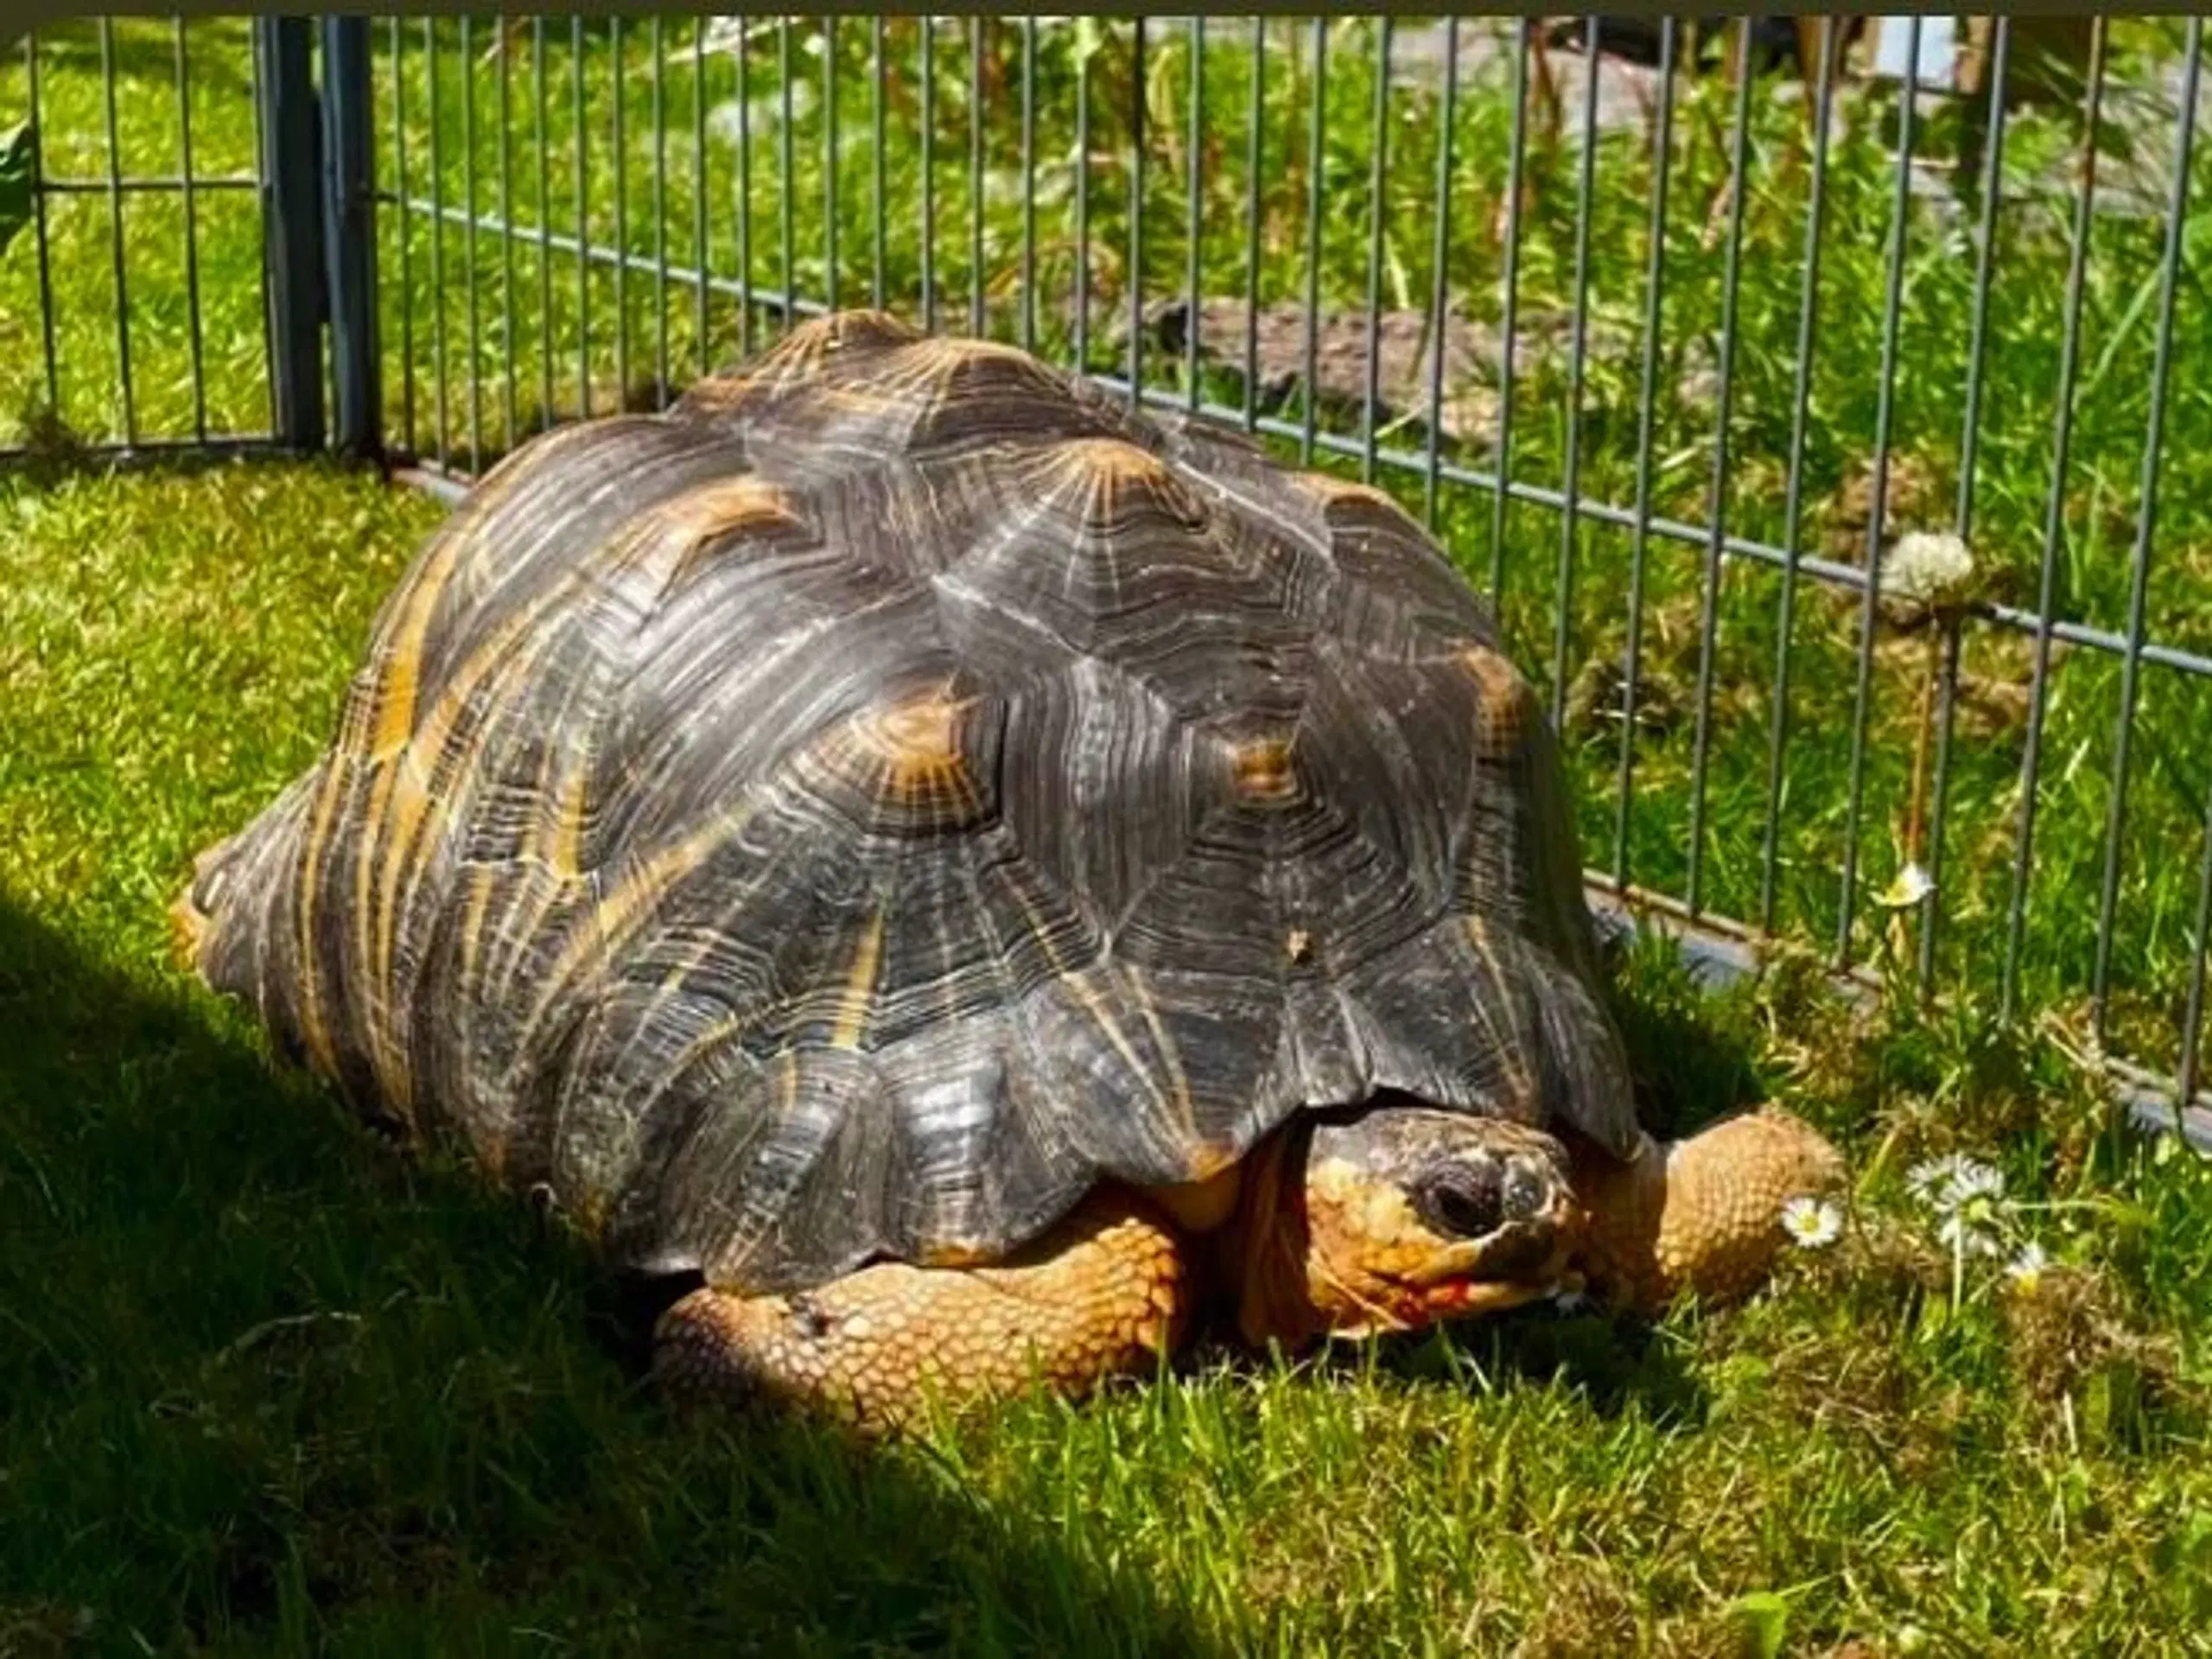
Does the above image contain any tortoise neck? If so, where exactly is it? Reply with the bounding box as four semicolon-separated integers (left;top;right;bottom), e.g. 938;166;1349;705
1223;1122;1328;1351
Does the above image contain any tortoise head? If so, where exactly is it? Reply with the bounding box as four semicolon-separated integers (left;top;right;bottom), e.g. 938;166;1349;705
1234;1103;1581;1347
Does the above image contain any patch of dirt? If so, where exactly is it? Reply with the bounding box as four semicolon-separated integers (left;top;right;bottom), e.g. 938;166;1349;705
1092;297;1658;450
1821;451;1947;561
1563;651;1689;745
2001;1264;2197;1450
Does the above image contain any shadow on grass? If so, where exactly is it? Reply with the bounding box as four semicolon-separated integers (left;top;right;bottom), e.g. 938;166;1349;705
1351;1302;1713;1434
0;892;1220;1655
1600;931;1771;1146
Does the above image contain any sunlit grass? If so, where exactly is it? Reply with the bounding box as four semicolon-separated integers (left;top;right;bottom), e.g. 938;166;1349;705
4;21;2212;1651
3;315;2209;1659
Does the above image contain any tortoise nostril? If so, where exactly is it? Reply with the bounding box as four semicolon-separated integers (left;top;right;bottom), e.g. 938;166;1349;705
1412;1160;1503;1239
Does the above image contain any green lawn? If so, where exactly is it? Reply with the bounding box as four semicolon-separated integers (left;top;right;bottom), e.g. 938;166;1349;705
3;456;2209;1654
5;17;2212;1654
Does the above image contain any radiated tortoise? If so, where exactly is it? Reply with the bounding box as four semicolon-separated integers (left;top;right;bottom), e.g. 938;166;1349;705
175;310;1841;1432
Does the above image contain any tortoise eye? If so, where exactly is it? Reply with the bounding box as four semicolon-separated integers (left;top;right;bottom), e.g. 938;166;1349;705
1411;1160;1503;1239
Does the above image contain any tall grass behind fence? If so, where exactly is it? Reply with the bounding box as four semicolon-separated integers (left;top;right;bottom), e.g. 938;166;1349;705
6;16;2212;1124
1;19;276;449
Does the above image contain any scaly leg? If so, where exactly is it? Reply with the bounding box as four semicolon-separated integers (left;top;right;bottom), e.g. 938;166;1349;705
1572;1109;1845;1313
652;1192;1191;1433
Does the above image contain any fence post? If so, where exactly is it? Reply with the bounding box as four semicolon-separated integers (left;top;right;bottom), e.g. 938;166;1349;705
254;16;325;452
321;16;381;459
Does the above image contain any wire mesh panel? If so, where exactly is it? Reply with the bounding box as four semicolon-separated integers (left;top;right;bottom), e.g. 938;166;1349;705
1;20;284;458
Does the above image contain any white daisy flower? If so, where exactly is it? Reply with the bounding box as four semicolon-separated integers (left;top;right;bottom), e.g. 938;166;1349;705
2005;1242;2049;1290
1946;1158;2005;1205
1904;1154;1955;1202
1936;1211;2004;1258
1906;1154;2004;1214
1780;1195;1843;1249
1873;861;1936;911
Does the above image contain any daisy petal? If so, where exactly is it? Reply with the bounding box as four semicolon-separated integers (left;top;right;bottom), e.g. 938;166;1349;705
1780;1195;1843;1249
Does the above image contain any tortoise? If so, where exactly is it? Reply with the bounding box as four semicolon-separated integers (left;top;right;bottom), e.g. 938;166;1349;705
174;310;1840;1433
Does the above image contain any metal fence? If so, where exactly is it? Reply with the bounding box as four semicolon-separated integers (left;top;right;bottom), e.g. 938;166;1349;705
5;15;2209;1145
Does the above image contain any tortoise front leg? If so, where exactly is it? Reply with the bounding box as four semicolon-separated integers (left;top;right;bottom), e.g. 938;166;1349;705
1571;1109;1845;1313
652;1192;1192;1433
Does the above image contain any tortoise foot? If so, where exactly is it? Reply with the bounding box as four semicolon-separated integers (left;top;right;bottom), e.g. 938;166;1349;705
652;1195;1191;1434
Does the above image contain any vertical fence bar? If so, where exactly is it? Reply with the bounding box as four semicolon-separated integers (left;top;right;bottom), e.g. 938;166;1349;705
1948;17;2010;569
1128;16;1146;403
1020;16;1035;350
256;16;325;453
2093;21;2199;1039
1074;29;1090;367
652;18;670;397
874;17;888;313
1299;18;1325;465
1758;17;1839;935
1185;16;1204;409
922;16;936;333
535;19;552;428
1488;20;1532;607
1916;21;2012;992
1834;16;1923;969
98;20;137;444
1241;18;1263;431
2183;792;2212;1109
321;15;381;459
1421;16;1459;531
1611;18;1679;890
778;16;794;327
825;17;841;313
1548;22;1603;722
175;21;209;443
613;16;631;400
391;18;416;455
573;16;591;416
461;16;483;467
423;18;449;458
2002;20;2107;1023
497;26;517;445
1359;17;1392;485
693;27;708;371
1916;620;1963;989
734;18;753;356
23;35;60;421
970;16;985;335
248;18;276;435
1683;29;1756;918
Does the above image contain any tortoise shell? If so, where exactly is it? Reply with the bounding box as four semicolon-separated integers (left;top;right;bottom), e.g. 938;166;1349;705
186;310;1637;1294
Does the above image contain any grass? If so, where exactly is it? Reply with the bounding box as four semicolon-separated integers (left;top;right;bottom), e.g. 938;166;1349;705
3;458;2211;1653
4;17;2212;1653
